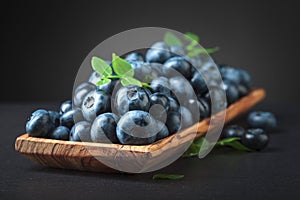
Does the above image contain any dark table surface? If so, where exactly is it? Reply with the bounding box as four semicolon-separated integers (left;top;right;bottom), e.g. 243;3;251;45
1;101;300;200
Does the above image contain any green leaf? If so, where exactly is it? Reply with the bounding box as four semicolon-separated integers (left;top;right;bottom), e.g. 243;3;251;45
187;47;220;57
164;32;183;46
152;174;184;180
91;56;112;77
121;77;142;87
217;137;254;152
184;32;199;42
96;78;111;86
186;40;198;51
112;53;134;77
182;137;205;158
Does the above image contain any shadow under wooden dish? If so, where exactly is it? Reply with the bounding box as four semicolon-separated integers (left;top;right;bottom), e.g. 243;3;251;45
15;89;266;173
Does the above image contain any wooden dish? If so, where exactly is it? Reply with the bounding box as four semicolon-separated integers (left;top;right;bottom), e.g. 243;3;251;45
15;89;266;173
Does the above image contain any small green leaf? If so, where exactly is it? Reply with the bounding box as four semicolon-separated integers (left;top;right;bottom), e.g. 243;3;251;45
182;137;206;158
186;40;198;51
205;47;220;54
164;32;183;46
112;53;134;77
184;32;199;42
91;56;112;77
152;174;184;180
121;77;142;87
217;137;254;152
96;78;111;86
187;47;220;57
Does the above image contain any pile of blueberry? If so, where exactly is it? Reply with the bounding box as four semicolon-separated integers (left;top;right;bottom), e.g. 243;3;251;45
25;38;275;149
221;111;277;150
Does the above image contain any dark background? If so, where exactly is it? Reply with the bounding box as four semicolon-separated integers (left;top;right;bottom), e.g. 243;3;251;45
1;0;299;102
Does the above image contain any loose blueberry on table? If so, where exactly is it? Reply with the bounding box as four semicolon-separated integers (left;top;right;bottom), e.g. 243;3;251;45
24;32;276;154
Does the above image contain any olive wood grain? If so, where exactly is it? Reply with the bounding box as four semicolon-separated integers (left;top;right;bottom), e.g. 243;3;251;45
15;88;266;173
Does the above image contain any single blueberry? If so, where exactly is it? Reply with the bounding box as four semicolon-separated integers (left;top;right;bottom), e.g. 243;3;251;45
241;128;269;151
221;80;240;104
221;125;245;139
116;111;158;145
164;57;192;79
178;106;194;129
190;70;208;95
26;109;54;138
70;121;91;142
125;52;144;62
48;110;60;127
239;69;253;89
220;66;242;85
91;113;119;143
97;79;118;95
170;45;186;57
155;120;169;141
81;90;111;122
247;111;277;130
48;126;70;140
73;82;97;107
129;61;159;82
150;76;171;95
169;76;195;101
145;42;172;64
149;92;170;122
114;85;151;115
166;111;181;134
237;84;249;98
59;100;72;115
60;108;84;129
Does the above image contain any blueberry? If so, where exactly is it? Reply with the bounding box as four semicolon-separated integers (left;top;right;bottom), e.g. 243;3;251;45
241;128;269;150
155;120;169;141
73;82;97;107
91;113;119;143
221;80;239;104
164;57;192;79
70;121;91;142
116;111;158;145
26;109;54;138
237;84;249;98
221;125;245;139
114;85;151;115
88;71;102;85
59;100;72;115
201;62;222;84
169;76;195;101
198;97;211;120
166;111;181;134
48;126;70;140
247;111;277;130
187;98;210;120
130;61;159;82
81;90;111;122
178;106;194;129
170;46;186;56
150;76;171;94
146;42;172;63
239;69;252;89
97;79;117;95
60;108;84;129
204;86;227;112
190;70;208;95
48;110;60;127
125;52;144;62
168;96;180;112
220;66;242;85
149;92;169;122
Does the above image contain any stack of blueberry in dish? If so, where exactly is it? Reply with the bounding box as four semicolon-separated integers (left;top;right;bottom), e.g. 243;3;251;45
25;33;276;151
